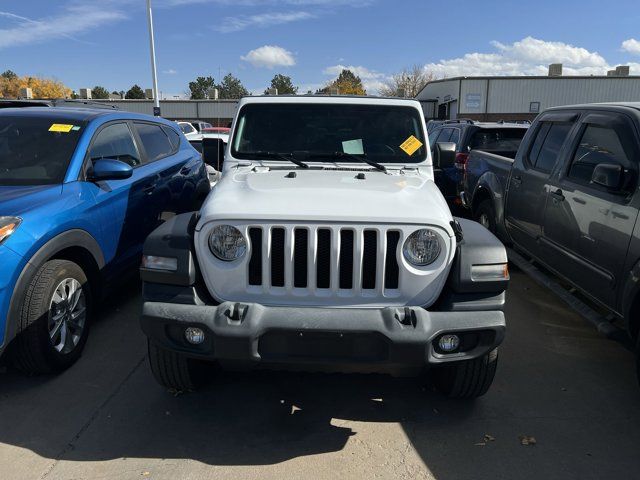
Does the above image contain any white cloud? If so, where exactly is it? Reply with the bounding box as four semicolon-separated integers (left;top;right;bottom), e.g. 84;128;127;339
0;5;126;49
622;38;640;55
323;64;387;93
424;36;618;77
241;45;296;69
163;69;178;75
215;11;313;33
161;0;370;6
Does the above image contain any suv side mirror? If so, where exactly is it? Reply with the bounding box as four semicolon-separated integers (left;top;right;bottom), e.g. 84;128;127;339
89;158;133;181
434;142;457;169
202;138;226;171
591;163;624;190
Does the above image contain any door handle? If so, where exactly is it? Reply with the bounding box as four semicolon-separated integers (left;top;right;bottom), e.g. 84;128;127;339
180;166;191;175
142;184;156;195
512;175;522;185
550;189;565;203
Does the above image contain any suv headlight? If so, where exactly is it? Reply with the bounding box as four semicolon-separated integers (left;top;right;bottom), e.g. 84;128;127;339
403;228;441;266
0;217;22;245
209;225;246;261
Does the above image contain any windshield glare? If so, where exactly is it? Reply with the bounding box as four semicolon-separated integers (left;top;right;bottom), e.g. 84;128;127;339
0;116;85;186
232;103;427;163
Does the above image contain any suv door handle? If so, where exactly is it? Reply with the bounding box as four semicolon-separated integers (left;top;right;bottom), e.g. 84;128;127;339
180;165;191;175
142;184;156;195
550;188;565;203
512;175;522;185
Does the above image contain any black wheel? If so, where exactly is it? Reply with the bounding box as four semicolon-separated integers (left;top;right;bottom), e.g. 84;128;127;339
432;348;499;399
148;340;209;391
12;260;91;374
475;199;497;233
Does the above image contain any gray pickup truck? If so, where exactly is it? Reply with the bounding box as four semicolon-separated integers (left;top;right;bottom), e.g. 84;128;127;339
461;102;640;356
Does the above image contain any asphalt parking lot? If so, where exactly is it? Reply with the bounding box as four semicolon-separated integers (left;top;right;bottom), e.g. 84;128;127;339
0;267;639;480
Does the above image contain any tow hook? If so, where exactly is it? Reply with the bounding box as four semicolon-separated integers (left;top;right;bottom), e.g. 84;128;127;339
395;307;417;327
224;302;248;323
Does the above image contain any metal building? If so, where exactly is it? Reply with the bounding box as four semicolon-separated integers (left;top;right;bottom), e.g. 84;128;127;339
92;99;239;125
416;65;640;122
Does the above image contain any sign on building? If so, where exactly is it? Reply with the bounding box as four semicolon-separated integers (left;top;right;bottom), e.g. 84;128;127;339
465;93;481;109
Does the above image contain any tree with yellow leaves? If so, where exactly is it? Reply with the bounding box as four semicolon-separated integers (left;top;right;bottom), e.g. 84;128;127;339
0;71;72;99
318;69;366;96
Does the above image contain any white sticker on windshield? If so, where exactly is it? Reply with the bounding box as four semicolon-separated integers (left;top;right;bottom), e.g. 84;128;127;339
342;139;364;155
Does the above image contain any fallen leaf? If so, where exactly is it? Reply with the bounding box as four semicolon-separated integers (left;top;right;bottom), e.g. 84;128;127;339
484;434;495;442
519;435;537;446
141;472;150;477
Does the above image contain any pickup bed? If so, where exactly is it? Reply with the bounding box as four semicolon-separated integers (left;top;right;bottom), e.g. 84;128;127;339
461;102;640;352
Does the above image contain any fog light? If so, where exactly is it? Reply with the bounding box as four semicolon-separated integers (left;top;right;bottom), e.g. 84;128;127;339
185;327;205;345
438;334;460;352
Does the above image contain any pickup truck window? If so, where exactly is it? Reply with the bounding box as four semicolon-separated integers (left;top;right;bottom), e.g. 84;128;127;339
528;122;572;172
232;103;427;163
470;128;526;159
568;125;631;184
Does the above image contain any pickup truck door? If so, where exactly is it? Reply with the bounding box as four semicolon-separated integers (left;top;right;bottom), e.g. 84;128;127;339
504;113;576;257
541;112;640;308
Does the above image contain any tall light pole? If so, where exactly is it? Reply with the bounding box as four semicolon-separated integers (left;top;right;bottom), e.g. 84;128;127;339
146;0;161;116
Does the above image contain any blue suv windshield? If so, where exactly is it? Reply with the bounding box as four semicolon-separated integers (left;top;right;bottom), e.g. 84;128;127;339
231;103;427;163
0;115;86;186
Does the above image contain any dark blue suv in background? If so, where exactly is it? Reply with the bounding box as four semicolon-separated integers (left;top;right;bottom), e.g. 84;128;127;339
0;105;209;374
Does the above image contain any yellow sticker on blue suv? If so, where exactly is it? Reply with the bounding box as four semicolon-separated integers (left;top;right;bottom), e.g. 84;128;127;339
399;135;423;156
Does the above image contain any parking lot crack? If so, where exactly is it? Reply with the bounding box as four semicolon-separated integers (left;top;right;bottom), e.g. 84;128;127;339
38;354;147;480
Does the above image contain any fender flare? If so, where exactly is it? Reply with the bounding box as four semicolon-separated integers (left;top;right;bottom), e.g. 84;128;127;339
473;172;508;241
1;229;105;354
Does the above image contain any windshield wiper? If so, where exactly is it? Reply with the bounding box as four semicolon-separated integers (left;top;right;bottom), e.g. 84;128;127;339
243;151;309;169
309;151;387;173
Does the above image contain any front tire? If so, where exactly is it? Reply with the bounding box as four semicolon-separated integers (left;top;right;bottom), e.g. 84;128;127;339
12;260;91;374
475;199;497;234
432;348;499;398
148;340;207;391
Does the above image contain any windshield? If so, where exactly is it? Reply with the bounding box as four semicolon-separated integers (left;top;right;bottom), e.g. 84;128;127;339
469;128;527;159
232;103;427;163
0;116;85;186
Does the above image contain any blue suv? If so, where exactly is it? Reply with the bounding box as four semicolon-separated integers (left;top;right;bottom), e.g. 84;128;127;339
0;106;210;374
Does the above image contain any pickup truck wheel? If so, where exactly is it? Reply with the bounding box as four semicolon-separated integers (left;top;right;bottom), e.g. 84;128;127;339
12;260;91;374
148;340;206;391
432;348;499;399
475;200;497;234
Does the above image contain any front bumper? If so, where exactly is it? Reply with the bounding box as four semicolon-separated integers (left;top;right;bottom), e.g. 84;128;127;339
141;301;505;371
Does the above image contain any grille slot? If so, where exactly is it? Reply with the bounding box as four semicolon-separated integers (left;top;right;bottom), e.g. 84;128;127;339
385;231;400;289
362;230;377;290
271;228;285;287
316;228;332;289
339;230;354;289
248;227;262;286
293;228;308;288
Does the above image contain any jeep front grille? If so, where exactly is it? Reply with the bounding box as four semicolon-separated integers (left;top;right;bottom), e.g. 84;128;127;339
247;225;401;294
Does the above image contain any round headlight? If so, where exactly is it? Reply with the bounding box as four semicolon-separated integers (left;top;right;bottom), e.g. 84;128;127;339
209;225;246;261
403;229;441;266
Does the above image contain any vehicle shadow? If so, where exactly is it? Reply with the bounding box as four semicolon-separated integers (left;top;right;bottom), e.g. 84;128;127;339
0;270;639;480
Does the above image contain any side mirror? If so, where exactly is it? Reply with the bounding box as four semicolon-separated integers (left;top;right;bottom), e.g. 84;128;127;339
591;163;624;190
202;138;226;172
434;142;457;169
89;158;133;181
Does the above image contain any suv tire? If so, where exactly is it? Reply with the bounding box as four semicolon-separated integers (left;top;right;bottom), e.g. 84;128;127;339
475;199;497;234
432;348;499;398
148;340;206;391
12;260;91;374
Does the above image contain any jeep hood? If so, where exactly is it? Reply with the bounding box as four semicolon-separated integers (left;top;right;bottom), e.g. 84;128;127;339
198;168;453;232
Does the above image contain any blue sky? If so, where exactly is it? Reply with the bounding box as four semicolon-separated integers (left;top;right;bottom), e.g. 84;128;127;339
2;0;640;97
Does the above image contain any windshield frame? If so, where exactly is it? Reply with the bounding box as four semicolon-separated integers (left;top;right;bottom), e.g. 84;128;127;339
230;102;428;165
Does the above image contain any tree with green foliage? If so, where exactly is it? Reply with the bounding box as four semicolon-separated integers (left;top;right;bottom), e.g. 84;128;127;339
125;84;146;99
91;85;110;99
319;69;366;96
218;73;249;99
264;74;298;95
188;76;215;99
1;70;18;80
